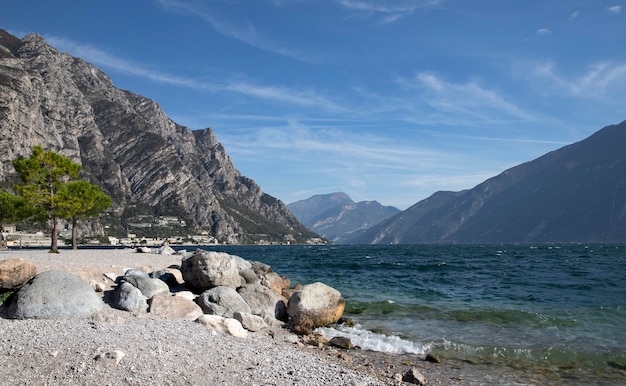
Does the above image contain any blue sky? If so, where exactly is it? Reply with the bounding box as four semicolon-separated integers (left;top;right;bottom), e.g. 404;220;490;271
2;0;625;209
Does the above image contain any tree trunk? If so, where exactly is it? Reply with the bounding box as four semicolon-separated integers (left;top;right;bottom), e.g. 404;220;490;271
50;216;59;253
72;216;78;250
0;231;6;250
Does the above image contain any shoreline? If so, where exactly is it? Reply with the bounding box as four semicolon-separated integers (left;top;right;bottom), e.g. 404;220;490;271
1;249;619;385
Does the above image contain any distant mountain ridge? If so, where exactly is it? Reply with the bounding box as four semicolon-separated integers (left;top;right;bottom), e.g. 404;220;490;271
288;193;400;243
0;29;317;243
349;120;626;244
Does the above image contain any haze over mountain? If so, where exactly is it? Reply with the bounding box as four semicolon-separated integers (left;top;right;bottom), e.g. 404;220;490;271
0;29;317;244
288;193;400;243
349;121;626;244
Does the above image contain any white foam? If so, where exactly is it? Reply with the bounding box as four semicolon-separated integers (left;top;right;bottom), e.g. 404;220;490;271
316;324;432;354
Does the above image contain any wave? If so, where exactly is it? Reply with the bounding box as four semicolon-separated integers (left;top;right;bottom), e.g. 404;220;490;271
316;324;626;373
431;339;626;371
316;324;432;355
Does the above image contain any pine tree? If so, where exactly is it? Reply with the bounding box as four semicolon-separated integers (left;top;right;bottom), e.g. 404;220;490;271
13;146;81;253
58;180;112;249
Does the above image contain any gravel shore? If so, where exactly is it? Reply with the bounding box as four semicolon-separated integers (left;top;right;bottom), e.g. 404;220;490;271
0;248;587;385
0;248;391;386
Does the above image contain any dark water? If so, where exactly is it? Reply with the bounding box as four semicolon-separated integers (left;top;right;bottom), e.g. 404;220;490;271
197;243;626;381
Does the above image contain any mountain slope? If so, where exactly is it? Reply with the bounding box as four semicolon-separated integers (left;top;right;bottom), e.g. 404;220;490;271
0;29;317;244
350;121;626;244
288;193;400;243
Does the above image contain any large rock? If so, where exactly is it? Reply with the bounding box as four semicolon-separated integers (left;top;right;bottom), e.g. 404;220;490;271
122;272;170;298
260;271;290;295
196;286;251;317
151;267;184;288
196;314;248;338
6;270;103;319
148;294;203;320
287;282;345;333
237;284;287;325
0;258;37;290
111;282;148;313
180;250;241;291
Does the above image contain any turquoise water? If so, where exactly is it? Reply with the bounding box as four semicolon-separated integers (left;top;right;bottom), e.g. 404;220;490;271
197;244;626;378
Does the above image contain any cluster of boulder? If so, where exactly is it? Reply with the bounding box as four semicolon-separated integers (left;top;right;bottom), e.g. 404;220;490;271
0;249;346;339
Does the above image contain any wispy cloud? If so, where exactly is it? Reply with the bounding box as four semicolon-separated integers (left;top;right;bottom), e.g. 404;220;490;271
336;0;442;24
155;0;316;63
217;119;448;169
396;72;531;125
568;10;580;20
607;5;622;14
536;28;552;36
45;35;342;111
527;60;626;98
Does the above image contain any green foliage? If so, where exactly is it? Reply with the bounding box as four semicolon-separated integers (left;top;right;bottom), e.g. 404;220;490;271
13;145;81;220
0;190;30;224
57;180;112;249
58;180;112;220
0;289;15;306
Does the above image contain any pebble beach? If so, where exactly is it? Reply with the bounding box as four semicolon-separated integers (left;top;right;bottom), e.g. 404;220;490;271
0;248;576;385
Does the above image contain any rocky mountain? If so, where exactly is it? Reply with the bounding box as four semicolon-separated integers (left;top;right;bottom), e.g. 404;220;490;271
0;29;317;244
350;120;626;244
288;193;400;243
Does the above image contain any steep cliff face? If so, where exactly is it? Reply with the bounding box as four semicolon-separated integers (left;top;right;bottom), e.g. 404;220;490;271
0;30;315;243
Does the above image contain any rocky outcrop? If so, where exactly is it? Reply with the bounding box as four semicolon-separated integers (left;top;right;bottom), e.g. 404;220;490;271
0;29;317;244
2;249;345;339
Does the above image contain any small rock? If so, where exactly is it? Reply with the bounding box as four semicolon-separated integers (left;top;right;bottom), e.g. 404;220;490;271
402;367;428;385
337;352;352;363
337;316;355;327
301;332;329;347
330;336;355;350
157;244;176;255
195;314;248;338
94;350;125;366
425;353;441;363
89;280;106;292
